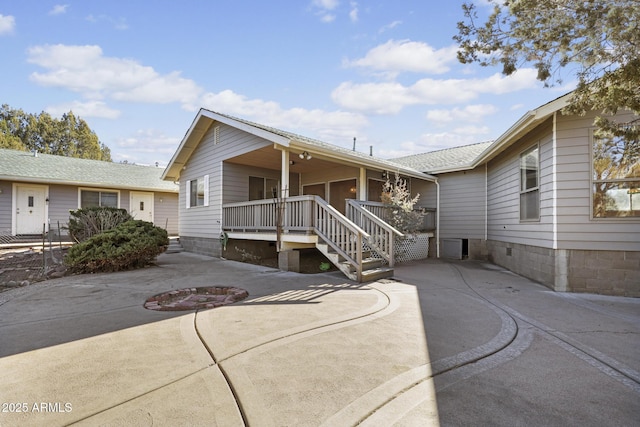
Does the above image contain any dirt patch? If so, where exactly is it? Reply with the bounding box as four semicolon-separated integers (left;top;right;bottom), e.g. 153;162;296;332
0;248;68;292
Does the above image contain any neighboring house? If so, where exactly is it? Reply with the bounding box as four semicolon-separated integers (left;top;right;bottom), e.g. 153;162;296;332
0;148;179;237
162;109;438;282
394;93;639;297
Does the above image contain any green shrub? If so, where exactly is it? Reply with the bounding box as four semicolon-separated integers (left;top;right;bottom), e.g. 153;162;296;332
67;206;133;243
64;220;169;274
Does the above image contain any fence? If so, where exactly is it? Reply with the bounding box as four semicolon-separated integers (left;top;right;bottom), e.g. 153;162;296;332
0;223;69;288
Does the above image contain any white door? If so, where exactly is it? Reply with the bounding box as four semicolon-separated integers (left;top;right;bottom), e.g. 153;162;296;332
16;185;47;234
130;192;154;223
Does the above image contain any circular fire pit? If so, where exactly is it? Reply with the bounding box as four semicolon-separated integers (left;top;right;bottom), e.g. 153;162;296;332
144;286;249;311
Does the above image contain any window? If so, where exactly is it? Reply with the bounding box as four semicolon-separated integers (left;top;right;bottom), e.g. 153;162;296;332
592;129;640;218
186;175;209;208
80;189;118;208
249;176;279;200
519;145;539;221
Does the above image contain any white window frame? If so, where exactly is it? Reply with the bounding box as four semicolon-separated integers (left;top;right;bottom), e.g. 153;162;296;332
590;129;640;219
519;144;540;221
78;187;120;209
186;175;209;208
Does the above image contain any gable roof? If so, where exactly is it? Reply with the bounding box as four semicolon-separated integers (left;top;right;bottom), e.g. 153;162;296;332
392;141;493;174
0;148;178;193
393;92;573;174
162;109;436;182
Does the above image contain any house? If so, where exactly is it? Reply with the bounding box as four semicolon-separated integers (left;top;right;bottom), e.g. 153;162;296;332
394;93;639;297
0;148;179;238
162;109;438;282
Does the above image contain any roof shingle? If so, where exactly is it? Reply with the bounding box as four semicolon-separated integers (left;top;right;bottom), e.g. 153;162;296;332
392;141;493;173
0;148;178;192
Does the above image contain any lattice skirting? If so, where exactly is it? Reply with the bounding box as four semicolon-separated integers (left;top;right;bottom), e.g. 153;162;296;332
396;234;430;262
366;233;431;264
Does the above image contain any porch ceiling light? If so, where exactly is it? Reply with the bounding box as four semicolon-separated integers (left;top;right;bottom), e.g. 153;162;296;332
299;151;312;160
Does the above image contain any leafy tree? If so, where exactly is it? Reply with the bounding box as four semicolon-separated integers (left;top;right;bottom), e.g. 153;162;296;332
455;0;640;139
380;173;427;261
0;120;24;149
381;173;425;234
0;104;111;160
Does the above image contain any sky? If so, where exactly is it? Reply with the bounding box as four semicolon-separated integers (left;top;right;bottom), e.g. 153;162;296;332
0;1;574;166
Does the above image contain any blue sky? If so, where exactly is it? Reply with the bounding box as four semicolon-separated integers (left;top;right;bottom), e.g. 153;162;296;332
0;1;572;166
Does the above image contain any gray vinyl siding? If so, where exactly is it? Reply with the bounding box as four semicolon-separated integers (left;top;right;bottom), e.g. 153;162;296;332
0;180;12;233
487;119;554;247
555;110;640;250
2;181;177;237
437;169;487;239
179;123;272;239
155;192;178;235
409;179;435;209
224;163;278;203
48;185;77;231
222;163;299;203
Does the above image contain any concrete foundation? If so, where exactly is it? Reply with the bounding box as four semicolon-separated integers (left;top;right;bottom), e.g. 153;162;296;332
180;236;221;257
486;240;639;297
221;239;277;263
278;250;300;273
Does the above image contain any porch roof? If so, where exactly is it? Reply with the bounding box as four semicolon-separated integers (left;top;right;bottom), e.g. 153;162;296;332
162;109;437;182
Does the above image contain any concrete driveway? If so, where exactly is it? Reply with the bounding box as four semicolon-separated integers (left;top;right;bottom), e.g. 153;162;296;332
0;252;638;426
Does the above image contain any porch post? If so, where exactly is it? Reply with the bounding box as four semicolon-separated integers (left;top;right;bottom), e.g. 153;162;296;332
358;167;367;200
281;149;290;198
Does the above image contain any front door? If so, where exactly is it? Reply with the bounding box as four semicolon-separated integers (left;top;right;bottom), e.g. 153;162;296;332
15;185;47;234
329;179;357;215
129;192;154;223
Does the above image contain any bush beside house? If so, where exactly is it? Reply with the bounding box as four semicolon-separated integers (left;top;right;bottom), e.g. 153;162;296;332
64;220;169;274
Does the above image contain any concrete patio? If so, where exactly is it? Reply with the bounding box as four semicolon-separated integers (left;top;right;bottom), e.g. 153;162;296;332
0;252;638;426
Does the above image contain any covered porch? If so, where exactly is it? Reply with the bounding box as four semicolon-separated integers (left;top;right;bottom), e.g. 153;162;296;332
221;139;438;280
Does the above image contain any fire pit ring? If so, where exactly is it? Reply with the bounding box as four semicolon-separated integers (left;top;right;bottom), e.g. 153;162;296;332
144;286;249;311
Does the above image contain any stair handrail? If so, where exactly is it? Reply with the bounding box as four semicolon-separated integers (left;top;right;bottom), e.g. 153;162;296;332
346;199;403;267
311;196;369;281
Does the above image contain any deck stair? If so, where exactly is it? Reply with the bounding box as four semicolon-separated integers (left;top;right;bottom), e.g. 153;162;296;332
222;195;401;283
315;242;394;282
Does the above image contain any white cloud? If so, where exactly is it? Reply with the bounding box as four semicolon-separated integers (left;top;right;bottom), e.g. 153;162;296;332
46;100;121;119
320;14;336;23
379;20;401;34
0;14;16;35
332;68;539;114
199;89;368;147
85;14;128;30
312;0;339;10
311;0;339;22
345;40;458;75
112;129;180;166
49;5;69;15
379;129;490;158
349;2;358;22
426;104;498;125
331;81;416;114
27;44;202;106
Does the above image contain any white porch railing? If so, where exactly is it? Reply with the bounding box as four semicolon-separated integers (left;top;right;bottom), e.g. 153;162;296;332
345;200;402;267
223;195;369;281
347;200;437;232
